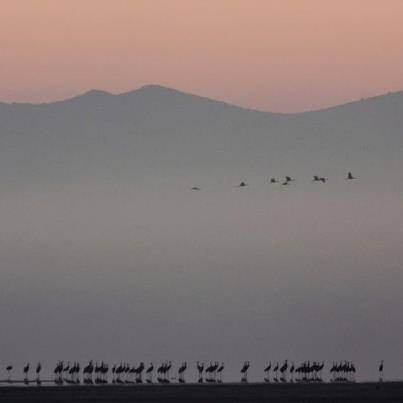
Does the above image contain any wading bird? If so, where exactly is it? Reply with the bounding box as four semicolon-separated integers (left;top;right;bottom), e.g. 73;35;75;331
290;362;295;382
6;365;13;383
379;360;384;382
35;362;42;384
23;363;30;384
264;362;271;382
240;361;250;382
273;362;279;382
196;361;204;383
146;363;154;383
178;362;187;383
217;362;224;383
280;360;288;382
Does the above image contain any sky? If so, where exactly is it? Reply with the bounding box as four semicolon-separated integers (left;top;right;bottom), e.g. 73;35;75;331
1;0;403;112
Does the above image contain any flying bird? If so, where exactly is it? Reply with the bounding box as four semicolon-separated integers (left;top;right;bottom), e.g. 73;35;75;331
313;176;327;183
346;172;357;180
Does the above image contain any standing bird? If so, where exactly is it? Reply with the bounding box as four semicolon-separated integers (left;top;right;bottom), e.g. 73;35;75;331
217;362;224;383
6;365;13;383
289;362;295;382
264;362;271;382
135;362;145;383
205;362;213;383
196;361;204;383
146;363;154;383
280;360;288;382
23;363;30;384
53;361;63;384
165;361;172;383
240;361;250;383
273;362;279;382
111;364;116;383
63;361;70;382
346;172;357;180
178;362;187;383
379;360;384;382
35;362;42;384
238;181;248;188
157;362;164;383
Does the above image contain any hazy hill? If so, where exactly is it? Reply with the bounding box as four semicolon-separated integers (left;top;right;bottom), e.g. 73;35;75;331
1;85;403;190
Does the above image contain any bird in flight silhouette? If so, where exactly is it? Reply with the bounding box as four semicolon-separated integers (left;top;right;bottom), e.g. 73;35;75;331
313;176;327;183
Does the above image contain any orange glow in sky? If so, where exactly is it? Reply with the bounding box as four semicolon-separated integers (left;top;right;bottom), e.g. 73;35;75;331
1;0;403;112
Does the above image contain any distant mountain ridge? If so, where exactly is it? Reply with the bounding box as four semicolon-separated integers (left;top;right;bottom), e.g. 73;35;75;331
1;85;403;190
2;84;403;115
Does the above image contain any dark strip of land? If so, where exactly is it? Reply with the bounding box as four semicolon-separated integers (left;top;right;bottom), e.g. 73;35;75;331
0;382;402;403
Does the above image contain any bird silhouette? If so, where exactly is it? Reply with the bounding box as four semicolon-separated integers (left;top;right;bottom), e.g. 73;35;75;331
379;360;384;382
135;362;145;383
280;360;288;382
217;362;224;383
289;362;295;382
313;176;327;183
270;178;279;184
6;365;13;383
35;363;42;384
346;171;357;180
178;362;187;383
264;362;271;382
238;181;248;187
240;361;250;382
273;362;279;382
23;363;30;384
146;363;154;383
196;361;204;383
191;186;201;190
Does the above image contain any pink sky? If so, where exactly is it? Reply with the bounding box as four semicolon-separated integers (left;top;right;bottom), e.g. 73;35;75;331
1;0;403;112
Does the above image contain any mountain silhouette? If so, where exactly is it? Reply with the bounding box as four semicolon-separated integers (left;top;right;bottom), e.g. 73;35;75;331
1;85;403;189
